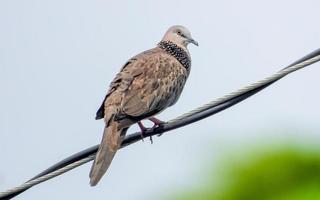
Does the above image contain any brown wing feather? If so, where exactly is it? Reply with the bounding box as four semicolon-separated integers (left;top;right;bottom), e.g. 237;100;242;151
95;58;143;120
97;47;188;121
121;51;188;118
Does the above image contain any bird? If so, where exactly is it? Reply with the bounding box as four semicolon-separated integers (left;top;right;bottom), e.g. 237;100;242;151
89;25;198;186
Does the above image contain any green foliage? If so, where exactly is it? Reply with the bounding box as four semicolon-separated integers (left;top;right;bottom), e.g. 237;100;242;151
172;145;320;200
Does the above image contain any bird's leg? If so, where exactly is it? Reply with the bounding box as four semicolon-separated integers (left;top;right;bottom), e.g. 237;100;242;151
137;121;154;144
148;117;165;127
137;121;147;141
148;117;165;137
137;118;164;143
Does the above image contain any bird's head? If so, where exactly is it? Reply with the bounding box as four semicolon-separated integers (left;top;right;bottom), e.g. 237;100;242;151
162;25;198;48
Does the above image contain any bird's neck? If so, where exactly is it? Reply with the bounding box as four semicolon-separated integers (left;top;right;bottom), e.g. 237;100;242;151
158;40;191;72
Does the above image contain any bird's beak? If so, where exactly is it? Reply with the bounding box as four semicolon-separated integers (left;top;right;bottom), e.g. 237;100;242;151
188;38;199;46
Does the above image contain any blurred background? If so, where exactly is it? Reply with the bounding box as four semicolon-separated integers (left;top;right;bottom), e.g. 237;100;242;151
172;143;320;200
0;0;320;199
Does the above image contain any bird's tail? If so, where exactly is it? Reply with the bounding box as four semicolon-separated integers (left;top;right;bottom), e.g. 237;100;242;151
89;120;125;186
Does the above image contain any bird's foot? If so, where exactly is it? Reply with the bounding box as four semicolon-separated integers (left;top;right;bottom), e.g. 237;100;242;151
148;117;165;137
148;117;165;127
138;118;165;143
137;121;147;142
137;121;153;144
149;135;153;144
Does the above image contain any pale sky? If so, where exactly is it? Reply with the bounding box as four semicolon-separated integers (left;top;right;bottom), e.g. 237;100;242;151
1;0;320;199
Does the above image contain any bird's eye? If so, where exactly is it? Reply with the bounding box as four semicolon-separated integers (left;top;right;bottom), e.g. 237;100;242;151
177;31;186;38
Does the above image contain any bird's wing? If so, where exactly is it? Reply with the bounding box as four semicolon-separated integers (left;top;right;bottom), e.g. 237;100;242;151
95;57;144;120
120;50;188;118
96;48;188;121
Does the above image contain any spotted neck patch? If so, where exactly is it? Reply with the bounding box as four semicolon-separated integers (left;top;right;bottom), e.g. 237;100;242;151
158;41;191;72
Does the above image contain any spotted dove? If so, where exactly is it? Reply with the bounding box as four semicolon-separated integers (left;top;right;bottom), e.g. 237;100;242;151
89;25;198;186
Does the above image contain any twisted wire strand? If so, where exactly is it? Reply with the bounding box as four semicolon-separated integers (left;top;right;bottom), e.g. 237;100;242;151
1;50;320;200
169;54;320;123
0;155;95;199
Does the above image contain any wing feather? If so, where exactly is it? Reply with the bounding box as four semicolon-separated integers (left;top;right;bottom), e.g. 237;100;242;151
96;47;188;121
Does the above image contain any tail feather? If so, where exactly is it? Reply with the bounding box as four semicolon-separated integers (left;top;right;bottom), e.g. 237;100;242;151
89;121;122;186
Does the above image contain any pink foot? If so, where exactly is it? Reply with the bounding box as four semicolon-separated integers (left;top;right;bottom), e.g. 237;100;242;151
137;121;147;141
148;117;165;127
137;121;147;132
149;117;165;137
137;121;154;143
